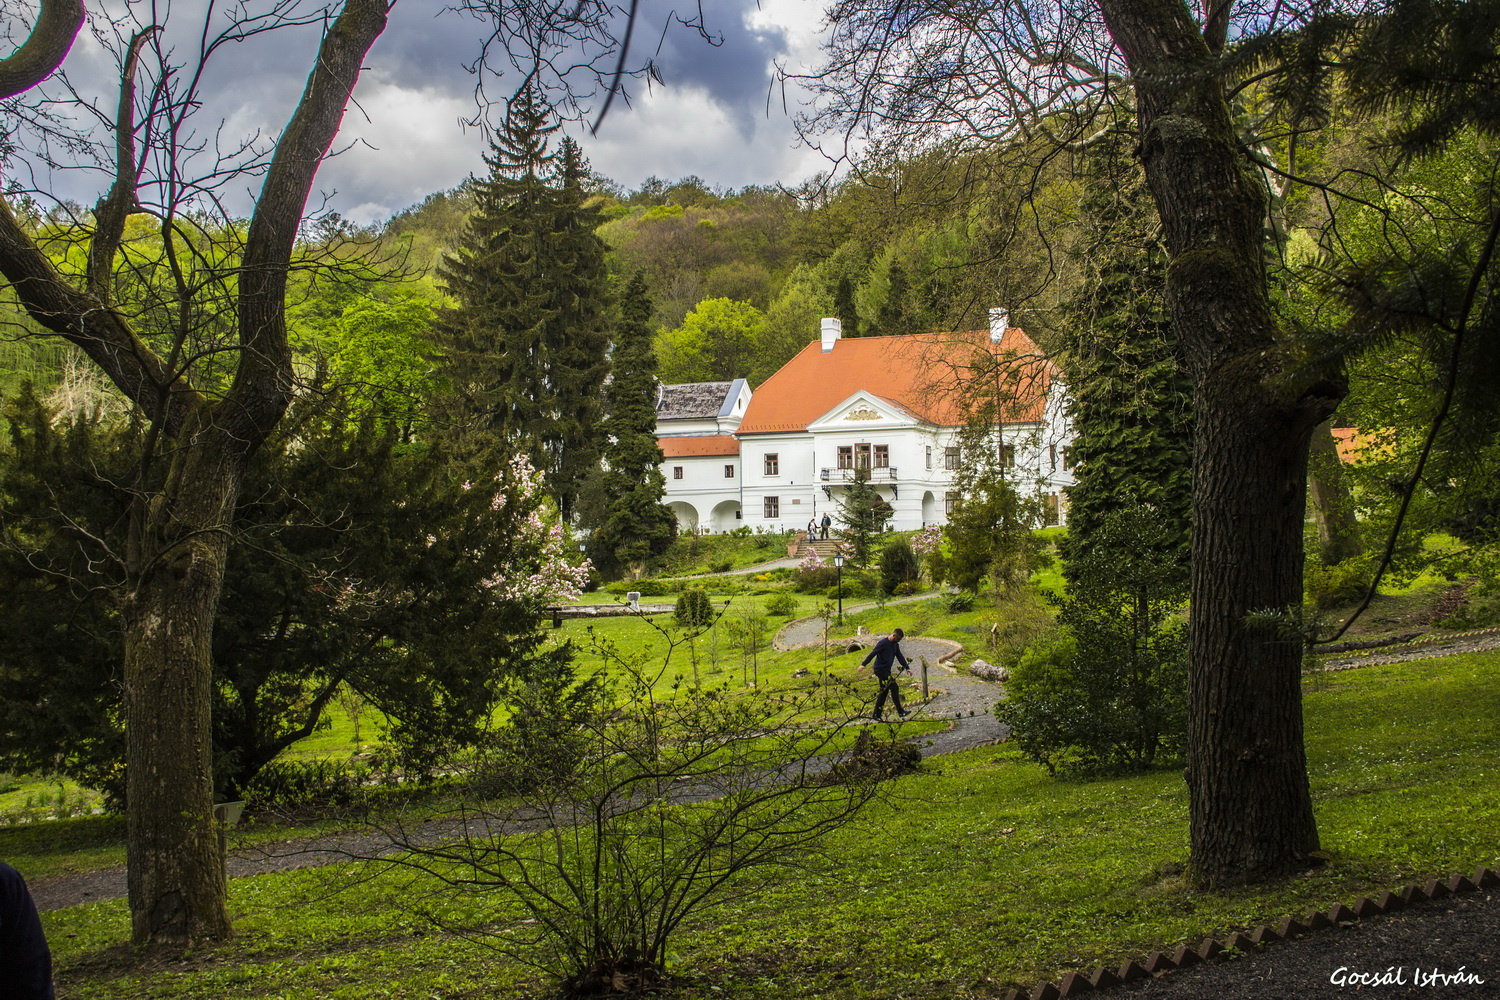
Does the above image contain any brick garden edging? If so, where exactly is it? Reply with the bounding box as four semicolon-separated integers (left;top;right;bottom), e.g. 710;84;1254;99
1000;866;1500;999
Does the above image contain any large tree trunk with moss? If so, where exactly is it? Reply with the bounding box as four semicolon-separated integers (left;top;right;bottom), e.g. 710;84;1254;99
1099;0;1341;886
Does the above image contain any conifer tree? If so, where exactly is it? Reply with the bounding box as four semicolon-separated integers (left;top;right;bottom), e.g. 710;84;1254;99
833;275;861;338
589;273;676;577
432;88;611;518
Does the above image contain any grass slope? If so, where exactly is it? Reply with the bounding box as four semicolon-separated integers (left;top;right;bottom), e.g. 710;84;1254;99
43;650;1500;999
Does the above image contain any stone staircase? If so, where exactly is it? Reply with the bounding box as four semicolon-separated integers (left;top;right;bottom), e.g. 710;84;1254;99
793;536;842;561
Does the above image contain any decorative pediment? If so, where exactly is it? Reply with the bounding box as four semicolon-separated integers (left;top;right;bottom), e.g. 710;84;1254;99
806;392;925;433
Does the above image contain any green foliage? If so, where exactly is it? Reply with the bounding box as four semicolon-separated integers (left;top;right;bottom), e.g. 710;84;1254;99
996;507;1188;774
944;591;975;613
878;537;920;595
584;273;676;579
764;591;800;617
675;588;715;629
943;463;1045;597
0;384;583;802
1305;555;1375;612
655;296;766;384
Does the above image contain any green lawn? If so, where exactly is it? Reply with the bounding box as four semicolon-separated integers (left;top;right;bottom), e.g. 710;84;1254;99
41;649;1500;999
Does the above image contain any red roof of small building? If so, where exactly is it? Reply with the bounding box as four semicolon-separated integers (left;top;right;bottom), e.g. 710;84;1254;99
659;435;740;458
738;328;1053;435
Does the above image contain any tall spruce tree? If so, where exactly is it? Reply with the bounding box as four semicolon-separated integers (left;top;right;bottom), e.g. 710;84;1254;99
432;89;611;518
589;273;676;578
1057;119;1193;583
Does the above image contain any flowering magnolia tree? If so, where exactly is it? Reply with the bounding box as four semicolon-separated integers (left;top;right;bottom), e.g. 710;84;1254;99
477;455;592;606
911;524;947;585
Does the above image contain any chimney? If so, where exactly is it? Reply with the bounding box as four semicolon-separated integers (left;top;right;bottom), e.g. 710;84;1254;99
988;307;1009;342
820;317;842;353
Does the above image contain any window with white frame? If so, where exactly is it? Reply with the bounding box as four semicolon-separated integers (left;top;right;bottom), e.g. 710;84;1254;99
837;446;853;470
764;453;779;476
944;491;957;515
925;445;932;469
873;444;889;468
673;466;684;480
763;496;780;518
1000;444;1017;469
725;464;735;478
944;447;959;470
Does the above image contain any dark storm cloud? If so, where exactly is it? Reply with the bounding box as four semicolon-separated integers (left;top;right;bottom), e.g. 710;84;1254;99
16;0;824;221
634;0;788;136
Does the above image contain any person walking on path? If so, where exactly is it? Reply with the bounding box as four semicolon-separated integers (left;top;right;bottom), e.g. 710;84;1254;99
820;513;832;539
860;628;911;721
2;861;54;999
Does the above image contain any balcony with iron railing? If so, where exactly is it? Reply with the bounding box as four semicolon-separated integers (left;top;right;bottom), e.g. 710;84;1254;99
820;466;898;482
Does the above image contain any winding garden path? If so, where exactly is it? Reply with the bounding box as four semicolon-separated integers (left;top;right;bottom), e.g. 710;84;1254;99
30;621;1500;916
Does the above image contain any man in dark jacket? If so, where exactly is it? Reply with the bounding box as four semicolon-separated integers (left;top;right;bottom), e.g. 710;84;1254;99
2;861;54;999
860;628;910;721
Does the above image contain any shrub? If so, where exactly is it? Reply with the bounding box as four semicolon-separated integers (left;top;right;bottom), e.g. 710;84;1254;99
675;588;715;628
709;560;733;574
892;580;921;596
945;591;975;613
880;538;921;595
795;553;838;592
994;507;1188;774
764;592;799;617
1305;556;1373;612
244;758;373;816
385;627;879;996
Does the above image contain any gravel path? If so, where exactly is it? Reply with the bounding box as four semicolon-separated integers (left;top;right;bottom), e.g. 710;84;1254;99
1115;890;1500;999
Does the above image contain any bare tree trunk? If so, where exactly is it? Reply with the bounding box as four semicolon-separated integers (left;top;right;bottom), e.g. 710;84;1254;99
1099;0;1340;885
123;429;243;942
1309;419;1364;565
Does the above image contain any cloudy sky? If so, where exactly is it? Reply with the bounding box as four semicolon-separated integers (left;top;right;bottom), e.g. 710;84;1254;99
28;0;840;225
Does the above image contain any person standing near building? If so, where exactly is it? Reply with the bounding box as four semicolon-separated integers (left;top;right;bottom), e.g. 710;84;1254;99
1;861;54;999
820;512;832;539
860;628;911;721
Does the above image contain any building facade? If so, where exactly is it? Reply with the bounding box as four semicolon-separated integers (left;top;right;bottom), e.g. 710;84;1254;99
654;379;751;533
657;315;1075;534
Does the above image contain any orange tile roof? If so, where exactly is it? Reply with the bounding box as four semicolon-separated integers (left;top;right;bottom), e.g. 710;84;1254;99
659;435;740;457
738;328;1053;434
1332;427;1391;464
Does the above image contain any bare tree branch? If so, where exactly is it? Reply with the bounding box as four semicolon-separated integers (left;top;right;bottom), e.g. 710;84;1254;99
0;0;84;100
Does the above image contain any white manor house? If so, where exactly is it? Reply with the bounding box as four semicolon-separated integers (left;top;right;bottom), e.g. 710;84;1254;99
654;310;1076;535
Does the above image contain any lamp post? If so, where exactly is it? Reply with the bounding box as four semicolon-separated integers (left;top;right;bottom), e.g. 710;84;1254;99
833;552;844;625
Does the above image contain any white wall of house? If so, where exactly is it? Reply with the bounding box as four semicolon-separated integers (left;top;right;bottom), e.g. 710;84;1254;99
660;452;742;533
